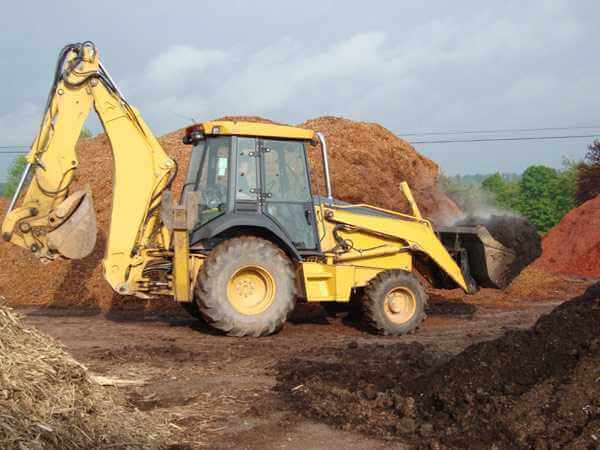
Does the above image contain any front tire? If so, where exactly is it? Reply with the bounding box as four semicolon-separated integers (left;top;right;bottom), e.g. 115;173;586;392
195;236;296;337
362;270;427;335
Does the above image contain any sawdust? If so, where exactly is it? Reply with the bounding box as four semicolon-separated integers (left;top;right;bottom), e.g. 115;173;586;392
0;301;169;449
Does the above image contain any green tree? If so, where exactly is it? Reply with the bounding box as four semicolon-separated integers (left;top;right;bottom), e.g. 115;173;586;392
480;165;576;232
481;172;520;210
576;140;600;204
481;172;504;193
80;127;93;139
517;165;575;232
3;155;28;197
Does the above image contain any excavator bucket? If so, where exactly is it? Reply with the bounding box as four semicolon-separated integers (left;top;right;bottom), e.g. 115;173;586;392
47;186;97;259
437;225;517;289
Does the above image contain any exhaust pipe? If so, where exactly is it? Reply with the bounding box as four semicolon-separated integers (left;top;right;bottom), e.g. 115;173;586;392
316;132;333;204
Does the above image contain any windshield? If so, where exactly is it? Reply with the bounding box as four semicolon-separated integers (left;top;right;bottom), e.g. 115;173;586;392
184;136;231;227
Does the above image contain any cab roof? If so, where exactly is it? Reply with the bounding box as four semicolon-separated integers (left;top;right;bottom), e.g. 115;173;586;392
187;120;316;141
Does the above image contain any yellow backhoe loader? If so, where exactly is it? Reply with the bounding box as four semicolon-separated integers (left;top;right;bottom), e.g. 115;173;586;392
2;42;517;336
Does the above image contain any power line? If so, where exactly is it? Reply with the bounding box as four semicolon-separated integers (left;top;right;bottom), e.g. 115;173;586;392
0;145;29;155
410;134;600;144
402;125;600;137
1;129;599;151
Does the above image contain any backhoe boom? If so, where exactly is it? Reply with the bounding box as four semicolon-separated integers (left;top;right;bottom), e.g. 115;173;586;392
2;42;176;295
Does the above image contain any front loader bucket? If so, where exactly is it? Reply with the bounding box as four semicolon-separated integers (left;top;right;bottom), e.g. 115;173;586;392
47;186;97;259
437;225;517;289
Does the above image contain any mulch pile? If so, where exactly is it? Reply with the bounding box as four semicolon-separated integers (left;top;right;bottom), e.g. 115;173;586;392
534;195;600;278
0;116;459;309
299;117;461;224
276;282;600;449
0;301;168;448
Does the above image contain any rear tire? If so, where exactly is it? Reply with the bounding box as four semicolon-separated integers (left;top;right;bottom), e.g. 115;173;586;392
195;236;296;337
362;270;427;335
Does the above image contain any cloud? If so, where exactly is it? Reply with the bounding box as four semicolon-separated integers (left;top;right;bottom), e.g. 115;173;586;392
128;1;586;137
0;0;597;177
138;45;227;98
128;32;395;128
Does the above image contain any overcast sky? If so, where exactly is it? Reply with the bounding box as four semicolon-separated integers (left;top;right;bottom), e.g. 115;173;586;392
1;0;599;180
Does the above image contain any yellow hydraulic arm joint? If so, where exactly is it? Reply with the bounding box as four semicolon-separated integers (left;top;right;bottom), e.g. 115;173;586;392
1;42;176;296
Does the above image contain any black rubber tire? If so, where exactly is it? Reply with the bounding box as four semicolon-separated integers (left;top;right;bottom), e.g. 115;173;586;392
180;301;203;320
362;270;427;336
195;236;296;337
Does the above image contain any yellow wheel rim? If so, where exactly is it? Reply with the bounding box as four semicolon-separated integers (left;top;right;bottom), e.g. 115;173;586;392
383;287;417;324
227;265;276;315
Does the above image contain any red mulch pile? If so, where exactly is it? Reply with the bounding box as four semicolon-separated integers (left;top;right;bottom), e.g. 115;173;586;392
0;116;459;309
534;195;600;278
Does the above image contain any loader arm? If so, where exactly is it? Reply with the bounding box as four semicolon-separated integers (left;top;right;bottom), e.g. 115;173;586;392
1;42;176;294
324;205;470;292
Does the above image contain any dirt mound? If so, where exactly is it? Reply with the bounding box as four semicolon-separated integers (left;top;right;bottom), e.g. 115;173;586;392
299;117;460;224
0;301;168;448
535;195;600;278
457;214;542;283
1;116;460;309
276;283;600;448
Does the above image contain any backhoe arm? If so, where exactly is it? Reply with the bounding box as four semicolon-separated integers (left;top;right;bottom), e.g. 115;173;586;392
2;42;176;295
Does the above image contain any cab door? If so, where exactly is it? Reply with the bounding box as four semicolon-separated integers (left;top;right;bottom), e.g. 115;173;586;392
259;139;318;250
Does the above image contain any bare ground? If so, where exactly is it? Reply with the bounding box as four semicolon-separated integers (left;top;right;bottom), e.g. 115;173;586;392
15;289;582;449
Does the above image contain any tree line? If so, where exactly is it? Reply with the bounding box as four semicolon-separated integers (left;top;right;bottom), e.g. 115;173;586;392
441;140;600;232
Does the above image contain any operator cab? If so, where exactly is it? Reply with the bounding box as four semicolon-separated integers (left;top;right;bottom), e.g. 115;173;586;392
182;121;324;255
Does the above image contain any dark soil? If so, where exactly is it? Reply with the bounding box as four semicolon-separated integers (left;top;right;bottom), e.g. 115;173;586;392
458;214;542;283
20;290;566;449
276;283;600;449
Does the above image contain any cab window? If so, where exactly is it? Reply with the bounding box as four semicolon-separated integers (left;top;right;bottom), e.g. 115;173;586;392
236;137;258;201
195;136;230;226
262;140;311;202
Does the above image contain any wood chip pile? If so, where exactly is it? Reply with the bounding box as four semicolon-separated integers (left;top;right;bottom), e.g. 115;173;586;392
0;301;168;448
